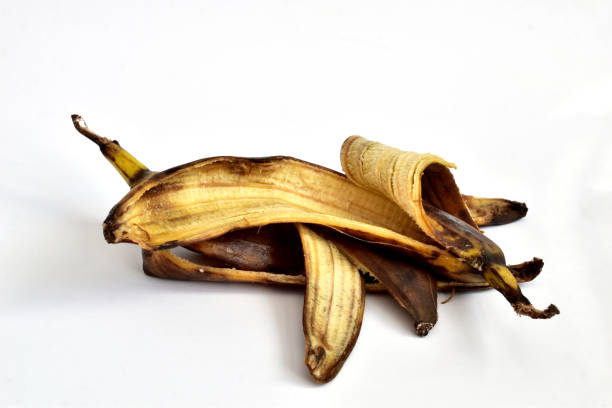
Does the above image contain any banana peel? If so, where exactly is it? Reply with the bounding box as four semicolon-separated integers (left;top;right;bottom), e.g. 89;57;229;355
340;136;558;319
141;244;543;292
73;114;536;289
297;224;365;383
102;136;556;317
73;114;558;384
73;114;555;315
315;226;438;337
463;195;528;227
180;224;541;284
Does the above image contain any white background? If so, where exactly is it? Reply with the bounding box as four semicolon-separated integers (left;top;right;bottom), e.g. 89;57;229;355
1;1;611;407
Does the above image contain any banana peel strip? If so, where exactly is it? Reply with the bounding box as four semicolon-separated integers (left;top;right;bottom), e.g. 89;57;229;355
141;246;543;292
340;136;478;236
340;136;558;318
296;224;365;383
104;156;480;282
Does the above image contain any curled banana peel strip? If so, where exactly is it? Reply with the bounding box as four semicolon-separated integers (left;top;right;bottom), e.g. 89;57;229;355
73;115;558;383
340;136;559;319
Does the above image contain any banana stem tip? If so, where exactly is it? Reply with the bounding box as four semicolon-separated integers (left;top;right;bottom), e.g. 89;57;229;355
71;114;112;146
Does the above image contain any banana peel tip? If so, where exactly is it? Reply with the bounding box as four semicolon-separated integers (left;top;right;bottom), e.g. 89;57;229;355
415;322;434;337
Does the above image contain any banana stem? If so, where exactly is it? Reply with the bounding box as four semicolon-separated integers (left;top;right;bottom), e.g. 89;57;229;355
71;114;151;187
71;115;112;146
484;265;559;319
513;302;560;319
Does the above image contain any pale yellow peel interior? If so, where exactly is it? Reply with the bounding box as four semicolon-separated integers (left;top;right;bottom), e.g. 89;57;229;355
297;224;365;383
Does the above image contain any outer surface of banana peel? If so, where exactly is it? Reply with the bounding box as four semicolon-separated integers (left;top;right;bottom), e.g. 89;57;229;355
297;224;365;383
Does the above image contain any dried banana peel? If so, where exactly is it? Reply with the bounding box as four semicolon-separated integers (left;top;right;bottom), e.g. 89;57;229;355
73;114;558;384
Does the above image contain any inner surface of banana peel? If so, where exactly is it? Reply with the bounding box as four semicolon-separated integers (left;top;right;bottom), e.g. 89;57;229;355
297;224;365;383
73;115;558;384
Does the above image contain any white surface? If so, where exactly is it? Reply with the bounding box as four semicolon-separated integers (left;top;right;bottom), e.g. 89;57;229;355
1;1;611;407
